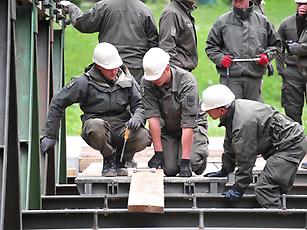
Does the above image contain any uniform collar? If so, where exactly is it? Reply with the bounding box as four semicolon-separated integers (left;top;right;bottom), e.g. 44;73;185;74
218;100;236;127
233;1;254;20
87;65;121;86
173;0;196;13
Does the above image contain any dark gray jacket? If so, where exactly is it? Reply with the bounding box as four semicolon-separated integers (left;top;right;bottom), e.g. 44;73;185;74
159;0;198;71
66;0;158;68
206;3;281;77
220;99;305;192
290;15;307;71
46;66;145;138
276;14;299;75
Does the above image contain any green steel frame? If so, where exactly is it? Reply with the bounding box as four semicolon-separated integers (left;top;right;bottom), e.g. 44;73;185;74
0;0;66;228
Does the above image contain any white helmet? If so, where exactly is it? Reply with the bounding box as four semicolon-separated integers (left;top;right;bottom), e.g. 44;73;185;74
201;84;235;111
295;0;307;3
92;42;123;69
143;47;170;81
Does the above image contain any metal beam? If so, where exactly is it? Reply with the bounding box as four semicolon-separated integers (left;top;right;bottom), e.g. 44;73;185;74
41;194;307;210
22;208;307;229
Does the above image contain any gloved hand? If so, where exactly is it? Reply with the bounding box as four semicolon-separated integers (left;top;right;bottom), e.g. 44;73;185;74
288;42;299;55
148;151;163;168
257;53;269;66
221;55;233;68
59;0;72;7
40;137;56;154
126;117;141;130
178;159;192;177
224;187;243;201
204;168;228;177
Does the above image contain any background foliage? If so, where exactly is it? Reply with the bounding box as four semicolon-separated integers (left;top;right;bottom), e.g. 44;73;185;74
64;0;307;136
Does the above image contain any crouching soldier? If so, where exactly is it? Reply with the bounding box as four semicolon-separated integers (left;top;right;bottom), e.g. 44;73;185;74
140;47;209;177
41;42;151;177
202;84;307;208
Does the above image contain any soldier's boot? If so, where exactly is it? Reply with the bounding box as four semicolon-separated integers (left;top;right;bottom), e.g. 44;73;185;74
116;155;128;176
101;154;117;177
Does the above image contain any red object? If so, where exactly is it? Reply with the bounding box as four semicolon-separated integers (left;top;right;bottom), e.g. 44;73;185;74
221;55;233;68
258;53;269;65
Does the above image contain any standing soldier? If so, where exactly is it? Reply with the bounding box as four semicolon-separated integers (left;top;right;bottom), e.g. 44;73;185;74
276;2;306;126
287;0;307;169
205;0;281;101
159;0;198;71
202;84;307;208
59;0;158;84
141;48;209;177
41;43;151;176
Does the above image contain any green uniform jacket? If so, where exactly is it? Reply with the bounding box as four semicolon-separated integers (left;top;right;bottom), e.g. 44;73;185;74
46;66;145;139
159;0;198;71
66;0;158;68
141;66;207;132
219;99;305;192
205;3;281;77
291;15;307;71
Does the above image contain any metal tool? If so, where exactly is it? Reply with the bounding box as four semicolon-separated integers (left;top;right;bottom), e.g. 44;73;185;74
232;58;260;62
120;128;130;163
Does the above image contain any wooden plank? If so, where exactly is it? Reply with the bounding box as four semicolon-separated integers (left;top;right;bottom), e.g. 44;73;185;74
128;169;164;213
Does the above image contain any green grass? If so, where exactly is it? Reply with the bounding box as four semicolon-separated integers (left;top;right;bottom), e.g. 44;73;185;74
64;0;307;137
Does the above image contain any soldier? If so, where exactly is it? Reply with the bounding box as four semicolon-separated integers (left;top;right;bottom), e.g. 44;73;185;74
159;0;198;71
41;43;151;177
59;0;158;84
287;0;307;169
205;0;281;101
141;48;209;177
276;1;306;126
202;84;307;208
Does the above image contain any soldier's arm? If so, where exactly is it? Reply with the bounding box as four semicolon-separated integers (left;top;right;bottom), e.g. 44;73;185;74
45;78;85;139
263;20;282;61
276;22;286;75
66;2;102;33
159;11;182;67
145;12;159;49
205;19;225;67
232;121;258;191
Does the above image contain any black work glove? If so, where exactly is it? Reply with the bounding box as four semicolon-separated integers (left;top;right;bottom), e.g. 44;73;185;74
224;186;243;201
204;168;228;177
178;159;192;177
40;137;56;154
126;117;142;130
148;151;163;168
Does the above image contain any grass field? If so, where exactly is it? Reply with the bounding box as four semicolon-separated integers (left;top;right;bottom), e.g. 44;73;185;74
64;0;307;136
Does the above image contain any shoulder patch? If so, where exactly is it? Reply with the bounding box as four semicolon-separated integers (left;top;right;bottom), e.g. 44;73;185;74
187;95;195;107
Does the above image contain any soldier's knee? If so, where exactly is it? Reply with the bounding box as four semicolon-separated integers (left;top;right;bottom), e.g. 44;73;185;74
163;165;178;177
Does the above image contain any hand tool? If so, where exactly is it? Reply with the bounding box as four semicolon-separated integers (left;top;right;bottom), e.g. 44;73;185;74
120;128;130;163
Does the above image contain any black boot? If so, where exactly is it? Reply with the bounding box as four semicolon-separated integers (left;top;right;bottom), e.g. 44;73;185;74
116;155;128;176
102;154;117;177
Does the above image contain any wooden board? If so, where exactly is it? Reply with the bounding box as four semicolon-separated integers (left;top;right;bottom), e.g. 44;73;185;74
128;169;164;213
